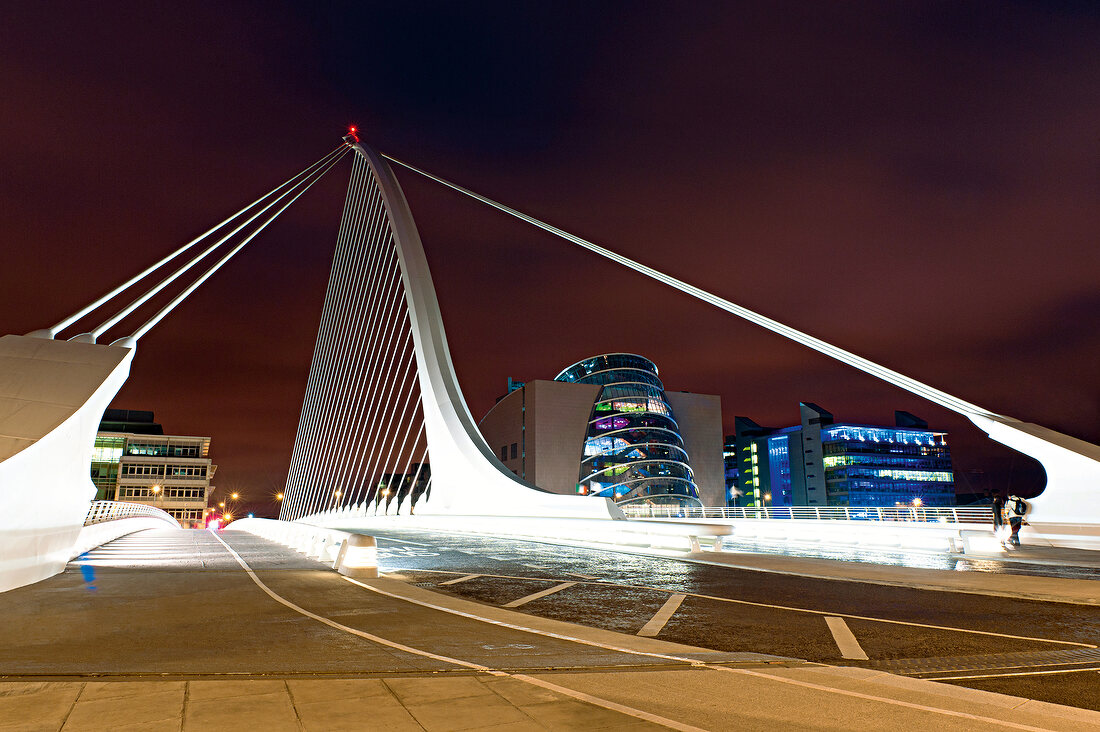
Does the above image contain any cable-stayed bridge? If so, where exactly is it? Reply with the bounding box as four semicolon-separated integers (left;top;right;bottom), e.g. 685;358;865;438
2;135;1098;592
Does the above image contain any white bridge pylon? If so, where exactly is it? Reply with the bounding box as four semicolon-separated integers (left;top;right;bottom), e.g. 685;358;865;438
280;143;623;522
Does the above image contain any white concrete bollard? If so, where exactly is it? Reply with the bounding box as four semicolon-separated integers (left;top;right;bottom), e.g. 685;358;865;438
331;539;347;569
306;535;322;559
337;534;378;579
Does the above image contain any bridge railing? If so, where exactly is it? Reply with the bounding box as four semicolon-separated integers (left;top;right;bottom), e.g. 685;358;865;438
620;504;993;524
83;500;178;526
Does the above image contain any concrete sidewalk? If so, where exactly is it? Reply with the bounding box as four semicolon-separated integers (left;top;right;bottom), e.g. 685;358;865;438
2;529;1099;731
5;666;1100;732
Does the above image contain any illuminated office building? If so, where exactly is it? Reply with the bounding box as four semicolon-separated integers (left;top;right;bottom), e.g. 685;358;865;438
92;409;216;527
733;403;954;507
479;354;724;507
723;437;740;505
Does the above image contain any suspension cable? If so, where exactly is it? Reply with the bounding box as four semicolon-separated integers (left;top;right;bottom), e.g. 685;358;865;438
48;145;346;338
381;152;998;421
126;149;348;342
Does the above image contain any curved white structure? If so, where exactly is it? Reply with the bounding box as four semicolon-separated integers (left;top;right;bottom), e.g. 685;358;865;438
70;502;182;560
969;415;1100;542
284;144;622;521
0;335;135;591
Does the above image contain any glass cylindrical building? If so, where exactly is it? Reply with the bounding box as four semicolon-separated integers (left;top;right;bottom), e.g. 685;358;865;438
555;354;701;507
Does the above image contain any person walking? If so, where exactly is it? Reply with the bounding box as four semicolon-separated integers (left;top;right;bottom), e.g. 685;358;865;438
991;494;1007;547
1006;495;1029;548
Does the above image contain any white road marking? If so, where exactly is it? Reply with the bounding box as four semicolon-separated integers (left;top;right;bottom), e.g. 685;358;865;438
344;572;1063;732
440;574;481;586
566;572;599;579
508;673;709;732
503;581;577;608
343;576;702;665
715;667;1059;732
638;594;686;637
377;536;430;546
923;665;1100;681
376;547;439;559
412;569;1093;648
824;616;869;660
208;531;707;732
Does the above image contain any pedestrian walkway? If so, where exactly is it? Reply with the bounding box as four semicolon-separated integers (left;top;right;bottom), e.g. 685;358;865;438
0;528;1098;731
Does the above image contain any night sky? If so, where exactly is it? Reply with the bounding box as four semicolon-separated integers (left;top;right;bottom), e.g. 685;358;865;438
2;2;1097;516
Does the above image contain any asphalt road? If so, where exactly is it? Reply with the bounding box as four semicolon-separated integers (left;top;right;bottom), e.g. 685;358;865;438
361;528;1100;712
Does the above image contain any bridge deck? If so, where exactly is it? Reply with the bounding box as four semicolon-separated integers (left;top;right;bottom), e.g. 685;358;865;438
1;529;1097;731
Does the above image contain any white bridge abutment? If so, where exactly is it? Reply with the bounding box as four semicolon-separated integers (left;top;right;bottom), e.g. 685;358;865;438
970;414;1100;546
0;336;135;592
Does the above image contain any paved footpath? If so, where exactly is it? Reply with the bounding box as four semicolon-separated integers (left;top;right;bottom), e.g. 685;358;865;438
0;529;1098;731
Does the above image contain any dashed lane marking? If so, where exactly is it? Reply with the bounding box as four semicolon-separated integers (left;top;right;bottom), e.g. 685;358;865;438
503;581;577;608
638;593;686;638
824;616;869;660
439;574;481;586
408;568;1095;649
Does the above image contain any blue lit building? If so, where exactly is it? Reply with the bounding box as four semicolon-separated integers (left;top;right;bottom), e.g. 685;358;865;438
732;404;954;507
